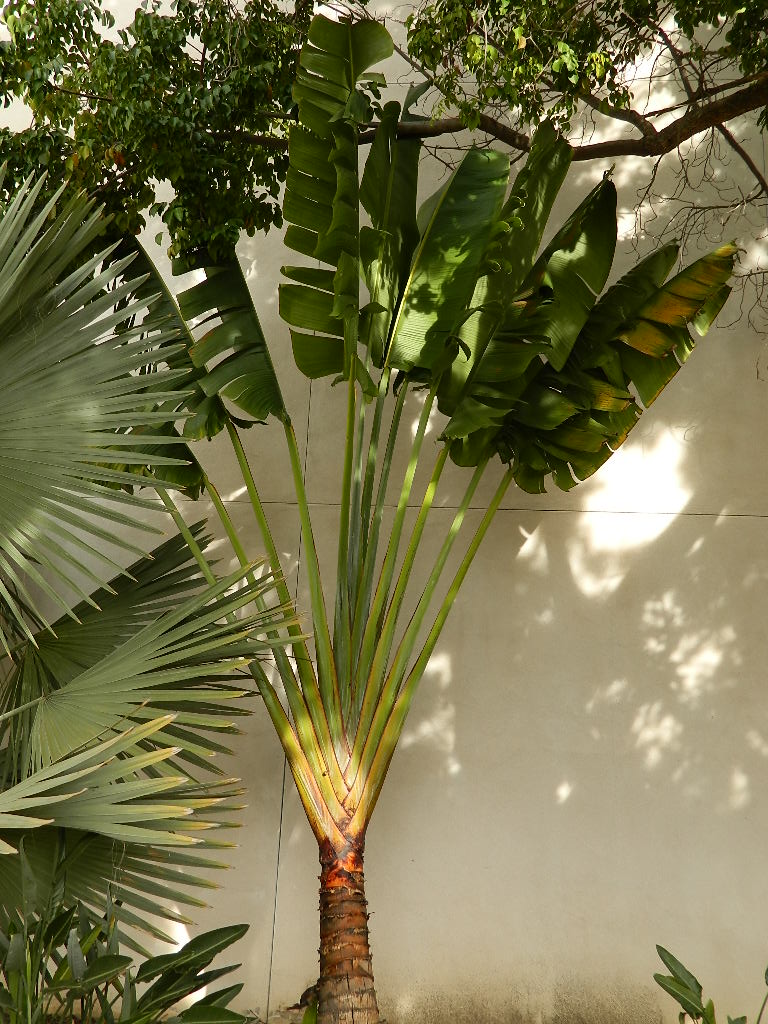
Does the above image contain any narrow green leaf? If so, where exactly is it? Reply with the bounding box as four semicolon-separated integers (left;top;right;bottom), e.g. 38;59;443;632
179;1007;246;1024
656;946;704;999
654;973;705;1019
135;925;248;983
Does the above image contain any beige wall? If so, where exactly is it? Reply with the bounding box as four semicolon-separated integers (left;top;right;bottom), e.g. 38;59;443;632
165;141;768;1020
7;4;768;1019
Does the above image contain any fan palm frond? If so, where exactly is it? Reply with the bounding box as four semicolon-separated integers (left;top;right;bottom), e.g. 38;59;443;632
0;171;200;651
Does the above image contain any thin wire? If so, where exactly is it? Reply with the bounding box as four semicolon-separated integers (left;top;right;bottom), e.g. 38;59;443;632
264;756;286;1024
264;378;314;1023
227;496;768;521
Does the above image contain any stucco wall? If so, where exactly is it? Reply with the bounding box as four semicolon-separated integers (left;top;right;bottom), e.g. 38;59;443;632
5;3;768;1020
166;141;768;1020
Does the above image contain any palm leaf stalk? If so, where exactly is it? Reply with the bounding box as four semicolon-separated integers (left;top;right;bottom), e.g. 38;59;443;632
106;15;736;1021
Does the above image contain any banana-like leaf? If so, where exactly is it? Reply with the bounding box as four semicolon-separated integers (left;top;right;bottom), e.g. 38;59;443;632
578;242;681;356
385;148;510;372
282;15;393;379
438;121;572;417
440;155;616;455
520;176;618;371
427;132;735;489
492;243;737;491
617;243;736;357
0;175;200;652
359;101;422;368
285;15;392;265
498;122;575;299
176;258;286;424
107;238;228;450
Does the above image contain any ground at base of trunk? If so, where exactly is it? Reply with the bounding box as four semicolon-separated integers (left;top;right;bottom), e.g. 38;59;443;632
263;1009;386;1024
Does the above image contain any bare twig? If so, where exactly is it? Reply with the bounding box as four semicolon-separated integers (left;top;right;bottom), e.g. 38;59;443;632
715;124;768;200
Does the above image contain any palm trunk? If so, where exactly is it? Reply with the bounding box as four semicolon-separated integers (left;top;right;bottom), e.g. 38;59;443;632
317;838;379;1024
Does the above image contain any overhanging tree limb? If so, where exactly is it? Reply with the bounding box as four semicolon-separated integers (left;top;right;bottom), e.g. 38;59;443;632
358;72;768;162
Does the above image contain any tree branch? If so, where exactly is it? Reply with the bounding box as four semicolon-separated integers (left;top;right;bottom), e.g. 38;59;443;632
716;123;768;200
575;88;658;138
213;129;292;151
655;25;768;201
50;83;116;104
358;72;768;162
359;114;532;150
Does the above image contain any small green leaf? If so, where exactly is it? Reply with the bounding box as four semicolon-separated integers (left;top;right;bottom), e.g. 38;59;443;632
302;1000;318;1024
179;1007;246;1024
656;945;704;999
136;925;248;983
81;954;134;989
5;932;25;972
67;928;87;982
120;969;137;1021
654;973;705;1019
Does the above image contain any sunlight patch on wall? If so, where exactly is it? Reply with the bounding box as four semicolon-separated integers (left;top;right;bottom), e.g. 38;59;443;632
516;525;549;575
642;590;685;650
641;588;737;706
223;484;249;502
400;653;461;775
409;394;439;440
568;430;691;598
401;701;456;752
586;677;630;714
627;28;678;127
727;767;750;811
556;781;573;804
566;535;626;597
584;429;691;520
425;652;452;690
687;536;705;557
535;606;555;626
243;258;279;309
745;238;767;268
631;701;683;769
670;627;735;706
747;730;768;758
617;210;637;241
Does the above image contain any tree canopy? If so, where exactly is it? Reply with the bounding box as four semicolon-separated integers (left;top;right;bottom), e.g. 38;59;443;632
1;0;764;286
0;0;307;259
405;0;767;141
395;0;768;320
